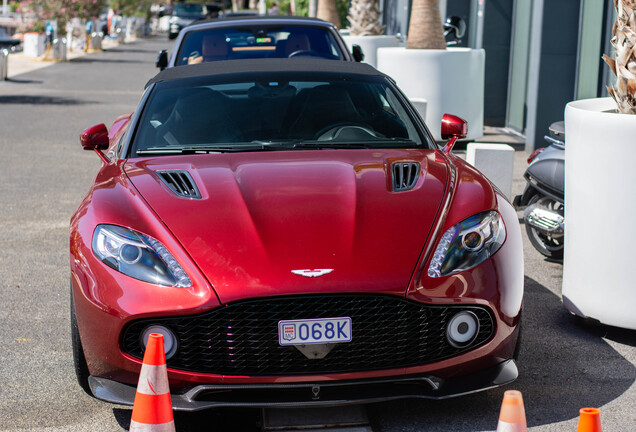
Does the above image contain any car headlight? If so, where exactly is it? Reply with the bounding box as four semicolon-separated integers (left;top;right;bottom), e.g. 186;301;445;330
92;224;192;287
427;211;506;278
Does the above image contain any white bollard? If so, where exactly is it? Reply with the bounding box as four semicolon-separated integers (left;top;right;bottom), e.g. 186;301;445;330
0;49;8;80
90;32;103;50
466;143;515;200
53;38;67;61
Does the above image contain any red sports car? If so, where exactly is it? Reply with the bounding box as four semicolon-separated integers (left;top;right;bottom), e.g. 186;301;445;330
70;59;524;409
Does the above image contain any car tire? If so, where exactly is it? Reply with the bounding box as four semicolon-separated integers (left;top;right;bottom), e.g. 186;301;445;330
525;194;564;261
70;288;93;396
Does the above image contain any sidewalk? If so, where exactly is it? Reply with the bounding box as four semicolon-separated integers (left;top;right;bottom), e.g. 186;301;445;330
5;36;120;79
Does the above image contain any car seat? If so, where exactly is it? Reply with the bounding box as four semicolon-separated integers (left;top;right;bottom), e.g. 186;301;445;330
287;85;365;139
158;88;240;145
284;33;311;57
202;33;229;61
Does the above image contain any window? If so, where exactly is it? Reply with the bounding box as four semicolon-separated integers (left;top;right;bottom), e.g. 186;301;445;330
131;75;427;157
176;26;345;65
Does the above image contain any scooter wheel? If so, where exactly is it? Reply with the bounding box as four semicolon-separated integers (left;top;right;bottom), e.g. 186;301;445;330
525;195;564;260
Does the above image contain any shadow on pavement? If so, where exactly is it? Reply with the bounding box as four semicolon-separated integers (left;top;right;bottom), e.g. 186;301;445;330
572;318;636;348
4;78;43;84
108;47;161;54
366;275;635;431
70;57;145;64
0;95;90;105
113;407;261;431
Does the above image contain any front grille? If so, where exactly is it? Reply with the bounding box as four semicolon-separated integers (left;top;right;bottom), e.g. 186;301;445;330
122;295;494;376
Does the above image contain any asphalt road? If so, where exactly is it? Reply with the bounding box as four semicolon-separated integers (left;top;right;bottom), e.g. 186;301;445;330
0;36;634;432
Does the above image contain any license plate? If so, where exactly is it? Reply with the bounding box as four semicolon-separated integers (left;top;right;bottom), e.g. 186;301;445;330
278;317;352;346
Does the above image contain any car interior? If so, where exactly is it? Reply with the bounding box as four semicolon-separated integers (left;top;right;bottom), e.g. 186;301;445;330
133;80;416;155
176;27;344;65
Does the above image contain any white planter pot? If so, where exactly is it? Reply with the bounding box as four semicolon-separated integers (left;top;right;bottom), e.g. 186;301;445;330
376;47;484;141
409;98;427;124
563;97;636;330
341;35;405;69
23;33;46;58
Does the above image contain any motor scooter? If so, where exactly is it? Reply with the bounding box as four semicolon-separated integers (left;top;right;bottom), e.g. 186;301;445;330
513;122;565;260
444;16;466;45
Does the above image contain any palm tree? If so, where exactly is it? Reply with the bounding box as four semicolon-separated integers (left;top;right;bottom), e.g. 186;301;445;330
347;0;384;36
603;0;636;114
317;0;341;29
406;0;446;50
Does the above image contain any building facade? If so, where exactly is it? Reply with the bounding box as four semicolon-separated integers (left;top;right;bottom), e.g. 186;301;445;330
381;0;616;151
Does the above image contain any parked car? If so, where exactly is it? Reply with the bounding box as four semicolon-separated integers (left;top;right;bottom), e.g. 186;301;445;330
157;16;363;69
168;2;210;39
0;28;21;50
71;59;524;409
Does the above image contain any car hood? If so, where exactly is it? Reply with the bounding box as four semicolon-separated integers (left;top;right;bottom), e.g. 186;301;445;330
125;149;448;304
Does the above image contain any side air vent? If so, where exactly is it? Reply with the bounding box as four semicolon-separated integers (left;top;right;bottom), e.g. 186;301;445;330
391;162;420;192
157;170;201;199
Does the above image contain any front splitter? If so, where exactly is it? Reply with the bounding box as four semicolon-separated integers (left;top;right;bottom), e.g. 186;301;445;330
89;359;518;411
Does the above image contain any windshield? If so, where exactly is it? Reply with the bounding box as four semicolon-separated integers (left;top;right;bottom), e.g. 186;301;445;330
173;3;207;18
176;26;345;64
130;76;427;157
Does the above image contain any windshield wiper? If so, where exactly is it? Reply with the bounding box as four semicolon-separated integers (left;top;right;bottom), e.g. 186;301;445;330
289;140;418;149
289;142;371;149
135;139;419;156
136;144;278;155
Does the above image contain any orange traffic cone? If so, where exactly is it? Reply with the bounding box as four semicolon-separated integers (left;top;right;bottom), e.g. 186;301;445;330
577;408;602;432
496;390;527;432
129;333;175;432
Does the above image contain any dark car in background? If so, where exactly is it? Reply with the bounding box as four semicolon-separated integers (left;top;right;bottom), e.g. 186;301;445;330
157;16;363;69
169;2;211;39
0;28;21;50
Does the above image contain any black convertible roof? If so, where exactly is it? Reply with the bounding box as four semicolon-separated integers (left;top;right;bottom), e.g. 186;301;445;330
188;15;335;28
146;59;387;88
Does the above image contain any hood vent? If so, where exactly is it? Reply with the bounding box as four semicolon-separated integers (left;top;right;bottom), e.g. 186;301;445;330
157;170;201;199
391;162;420;192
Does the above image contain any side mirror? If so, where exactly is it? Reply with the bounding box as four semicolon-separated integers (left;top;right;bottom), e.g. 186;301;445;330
156;50;168;70
81;124;109;151
352;44;364;62
441;114;467;153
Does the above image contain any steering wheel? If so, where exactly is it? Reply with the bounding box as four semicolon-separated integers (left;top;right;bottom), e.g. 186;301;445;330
288;50;321;58
314;122;383;141
187;50;202;64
